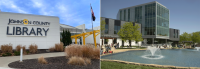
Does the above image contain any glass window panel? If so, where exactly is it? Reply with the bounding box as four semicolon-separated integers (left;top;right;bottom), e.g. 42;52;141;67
124;10;126;21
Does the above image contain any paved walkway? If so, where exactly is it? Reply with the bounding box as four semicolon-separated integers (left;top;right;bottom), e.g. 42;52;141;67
0;52;65;68
101;47;146;56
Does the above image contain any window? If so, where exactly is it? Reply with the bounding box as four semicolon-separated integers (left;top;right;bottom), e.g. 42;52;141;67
128;9;130;21
105;24;108;34
105;18;109;34
114;20;121;34
135;6;142;23
156;3;169;36
177;30;178;38
120;10;122;20
114;25;120;34
124;10;126;21
145;3;156;35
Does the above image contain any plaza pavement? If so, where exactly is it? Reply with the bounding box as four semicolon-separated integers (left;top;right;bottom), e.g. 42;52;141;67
101;47;146;56
0;52;65;69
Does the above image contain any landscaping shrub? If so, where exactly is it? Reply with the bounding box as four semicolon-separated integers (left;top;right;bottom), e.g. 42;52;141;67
65;44;83;58
16;45;26;53
1;43;13;53
2;52;12;56
14;51;20;56
93;47;100;59
38;56;48;64
82;45;93;58
65;44;99;59
2;54;6;56
29;44;38;54
84;58;91;65
55;42;64;52
68;56;86;66
49;47;55;52
26;51;29;54
16;45;22;52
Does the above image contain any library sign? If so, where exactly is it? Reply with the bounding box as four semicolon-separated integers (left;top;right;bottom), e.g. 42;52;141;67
6;18;50;36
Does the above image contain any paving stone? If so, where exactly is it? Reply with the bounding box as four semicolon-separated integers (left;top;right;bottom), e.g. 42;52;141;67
175;66;189;69
162;65;176;68
190;67;200;69
153;64;163;68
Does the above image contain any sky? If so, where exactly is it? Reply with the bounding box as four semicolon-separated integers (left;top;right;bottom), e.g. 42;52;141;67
0;0;100;29
101;0;200;35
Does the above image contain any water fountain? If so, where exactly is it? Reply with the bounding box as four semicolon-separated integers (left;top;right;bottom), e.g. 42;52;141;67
142;46;163;59
101;46;200;67
195;47;200;51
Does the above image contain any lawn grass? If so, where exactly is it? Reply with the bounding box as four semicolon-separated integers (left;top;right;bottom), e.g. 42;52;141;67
101;61;167;69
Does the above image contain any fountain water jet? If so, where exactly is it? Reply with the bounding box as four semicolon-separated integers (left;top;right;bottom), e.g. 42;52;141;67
142;46;163;59
195;47;200;51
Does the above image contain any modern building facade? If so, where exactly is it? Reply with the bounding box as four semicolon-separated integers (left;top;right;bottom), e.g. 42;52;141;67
101;1;179;47
60;24;100;45
100;17;142;46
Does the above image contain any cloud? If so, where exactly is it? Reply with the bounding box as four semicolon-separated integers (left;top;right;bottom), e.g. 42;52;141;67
0;0;100;29
0;0;27;13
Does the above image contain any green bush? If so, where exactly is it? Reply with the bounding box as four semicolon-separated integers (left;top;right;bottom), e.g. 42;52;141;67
2;54;7;56
6;52;12;56
2;52;12;56
14;51;20;56
26;51;29;54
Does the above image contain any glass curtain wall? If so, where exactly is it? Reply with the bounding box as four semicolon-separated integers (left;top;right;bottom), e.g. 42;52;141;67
124;10;126;21
114;22;120;34
135;6;142;23
128;9;130;22
105;19;109;34
157;3;169;36
120;10;122;20
145;3;156;35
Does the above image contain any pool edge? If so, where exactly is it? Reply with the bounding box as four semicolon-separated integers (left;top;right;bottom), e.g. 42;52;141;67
100;59;200;69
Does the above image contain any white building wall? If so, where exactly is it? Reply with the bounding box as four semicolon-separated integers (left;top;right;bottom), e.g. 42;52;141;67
75;24;86;33
117;39;122;47
100;39;102;45
84;26;100;45
117;39;142;47
0;12;60;49
107;39;112;45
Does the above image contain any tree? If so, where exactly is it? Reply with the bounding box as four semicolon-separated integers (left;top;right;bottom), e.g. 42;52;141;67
117;22;143;47
100;17;106;45
100;17;106;35
68;30;72;45
61;30;67;46
191;31;200;46
61;30;72;46
179;32;192;46
66;30;69;45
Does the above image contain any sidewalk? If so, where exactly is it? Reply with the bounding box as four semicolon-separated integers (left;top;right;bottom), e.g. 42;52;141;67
0;52;65;68
101;47;146;56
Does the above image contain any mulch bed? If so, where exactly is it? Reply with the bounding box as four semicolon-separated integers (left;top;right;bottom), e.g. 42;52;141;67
8;56;100;69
